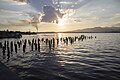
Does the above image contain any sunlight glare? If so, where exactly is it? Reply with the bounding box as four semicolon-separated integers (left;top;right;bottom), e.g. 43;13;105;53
58;18;66;26
58;33;62;45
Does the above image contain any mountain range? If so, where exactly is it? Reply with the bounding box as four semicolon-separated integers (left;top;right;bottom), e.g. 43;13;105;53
67;27;120;33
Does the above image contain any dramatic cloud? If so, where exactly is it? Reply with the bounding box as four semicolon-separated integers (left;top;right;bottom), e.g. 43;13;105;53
0;0;120;31
41;6;64;23
28;0;53;11
0;0;97;22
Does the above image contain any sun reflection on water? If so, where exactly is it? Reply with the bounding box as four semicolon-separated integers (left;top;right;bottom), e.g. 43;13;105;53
57;33;62;45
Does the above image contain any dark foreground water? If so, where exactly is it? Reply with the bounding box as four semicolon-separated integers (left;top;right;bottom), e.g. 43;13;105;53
0;33;120;80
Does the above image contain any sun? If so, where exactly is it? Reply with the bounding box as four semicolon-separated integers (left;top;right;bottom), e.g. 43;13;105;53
58;18;66;26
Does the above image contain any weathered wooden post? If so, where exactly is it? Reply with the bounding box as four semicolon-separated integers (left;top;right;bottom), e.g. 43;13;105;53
31;43;33;51
4;41;6;50
35;43;37;50
49;40;51;50
38;42;40;52
2;46;6;58
57;38;59;45
53;38;55;48
45;38;48;45
7;47;10;61
23;44;26;53
10;41;13;53
14;44;17;53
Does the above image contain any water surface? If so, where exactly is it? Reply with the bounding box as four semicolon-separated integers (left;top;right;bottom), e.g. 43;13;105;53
0;33;120;80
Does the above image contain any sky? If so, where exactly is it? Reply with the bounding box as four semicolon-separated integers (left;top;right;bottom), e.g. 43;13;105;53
0;0;120;32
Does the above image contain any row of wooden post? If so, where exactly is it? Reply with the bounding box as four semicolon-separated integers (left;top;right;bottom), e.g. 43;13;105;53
1;35;96;61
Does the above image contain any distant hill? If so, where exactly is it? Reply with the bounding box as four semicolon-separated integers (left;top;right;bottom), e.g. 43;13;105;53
113;23;120;27
68;27;120;33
